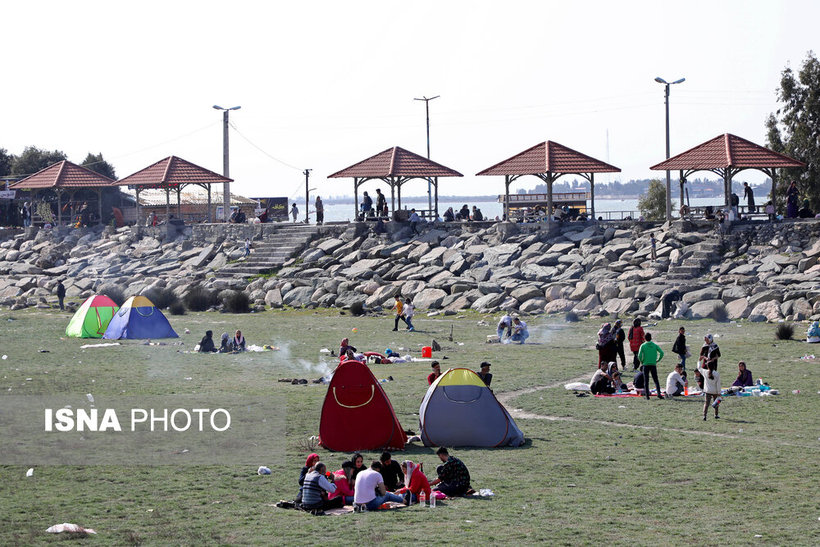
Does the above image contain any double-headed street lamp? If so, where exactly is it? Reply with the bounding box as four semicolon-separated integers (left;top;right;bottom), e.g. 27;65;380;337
213;105;241;222
414;95;440;213
654;77;684;221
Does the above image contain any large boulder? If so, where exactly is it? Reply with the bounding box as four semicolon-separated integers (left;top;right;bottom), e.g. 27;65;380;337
572;293;602;313
510;285;543;302
265;289;284;308
602;298;637;315
748;300;784;323
725;298;751;320
482;243;521;267
543;298;575;314
519;297;547;314
413;288;448;310
282;286;313;307
688;299;727;320
597;283;620;302
521;264;558;282
682;286;721;305
748;289;783;308
569;281;595;301
470;292;506;311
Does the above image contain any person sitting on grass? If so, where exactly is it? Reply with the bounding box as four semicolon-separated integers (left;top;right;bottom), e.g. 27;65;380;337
665;363;686;397
477;362;493;387
397;460;432;504
329;462;356;505
340;338;356;357
217;332;231;353
430;447;473;497
807;321;820;343
427;361;442;385
301;462;344;513
607;362;626;392
511;317;529;344
353;461;405;511
589;361;616;395
296;453;320;504
379;451;404;492
198;330;217;353
349;452;367;484
732;361;754;387
232;330;246;352
630;366;645;395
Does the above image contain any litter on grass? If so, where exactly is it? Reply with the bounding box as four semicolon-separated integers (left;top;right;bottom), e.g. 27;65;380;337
80;342;123;348
26;468;33;477
258;466;271;475
46;523;97;535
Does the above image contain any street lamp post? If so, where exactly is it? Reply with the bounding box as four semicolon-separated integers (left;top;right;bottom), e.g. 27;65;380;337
213;105;241;222
654;77;684;221
414;95;440;214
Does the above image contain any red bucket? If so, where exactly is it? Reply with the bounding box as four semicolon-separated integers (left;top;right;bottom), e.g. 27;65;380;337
421;346;432;358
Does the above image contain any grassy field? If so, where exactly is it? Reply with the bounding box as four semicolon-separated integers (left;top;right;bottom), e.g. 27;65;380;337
1;306;819;545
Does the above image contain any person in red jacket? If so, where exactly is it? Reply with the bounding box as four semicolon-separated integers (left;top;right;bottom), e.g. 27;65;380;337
627;318;645;371
328;462;356;505
397;460;431;504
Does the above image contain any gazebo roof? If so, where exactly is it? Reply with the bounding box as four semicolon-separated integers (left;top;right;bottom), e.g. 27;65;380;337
116;156;232;188
650;133;805;171
11;160;115;189
476;141;620;176
329;146;463;178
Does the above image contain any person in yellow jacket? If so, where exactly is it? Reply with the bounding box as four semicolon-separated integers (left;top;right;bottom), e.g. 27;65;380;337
638;332;665;400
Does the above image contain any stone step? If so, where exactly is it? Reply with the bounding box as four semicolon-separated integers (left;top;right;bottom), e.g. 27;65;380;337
668;265;703;276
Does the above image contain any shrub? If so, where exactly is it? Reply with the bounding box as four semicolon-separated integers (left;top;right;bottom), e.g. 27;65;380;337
142;286;178;310
222;290;250;313
168;301;186;316
565;311;580;323
104;287;126;307
184;286;218;312
349;301;365;316
637;179;667;221
711;303;729;323
775;322;794;340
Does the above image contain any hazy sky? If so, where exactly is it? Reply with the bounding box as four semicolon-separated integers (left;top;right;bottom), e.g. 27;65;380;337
4;0;817;199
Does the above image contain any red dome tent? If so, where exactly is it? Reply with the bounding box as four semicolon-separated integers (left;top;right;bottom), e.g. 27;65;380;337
319;360;406;452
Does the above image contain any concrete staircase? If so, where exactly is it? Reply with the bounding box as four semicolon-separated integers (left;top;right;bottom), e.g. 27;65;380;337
667;240;724;280
219;225;321;277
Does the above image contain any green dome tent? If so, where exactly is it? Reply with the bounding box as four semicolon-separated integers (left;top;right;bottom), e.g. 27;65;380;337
65;295;120;338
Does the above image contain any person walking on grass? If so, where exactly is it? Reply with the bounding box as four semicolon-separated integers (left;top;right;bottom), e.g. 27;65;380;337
697;360;721;420
638;332;664;399
671;326;688;377
55;279;66;311
391;295;408;331
402;298;415;332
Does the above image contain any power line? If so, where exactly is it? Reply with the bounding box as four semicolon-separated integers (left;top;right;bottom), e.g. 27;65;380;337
228;120;302;171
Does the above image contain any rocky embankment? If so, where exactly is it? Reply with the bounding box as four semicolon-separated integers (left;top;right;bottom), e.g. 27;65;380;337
1;219;819;323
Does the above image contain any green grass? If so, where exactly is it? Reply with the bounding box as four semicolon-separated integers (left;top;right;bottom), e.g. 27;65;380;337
1;307;819;545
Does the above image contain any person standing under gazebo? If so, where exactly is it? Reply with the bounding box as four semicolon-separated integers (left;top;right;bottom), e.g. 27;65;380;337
743;182;755;214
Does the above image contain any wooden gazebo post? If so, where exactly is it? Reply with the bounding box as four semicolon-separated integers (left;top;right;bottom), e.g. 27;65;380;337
589;173;595;220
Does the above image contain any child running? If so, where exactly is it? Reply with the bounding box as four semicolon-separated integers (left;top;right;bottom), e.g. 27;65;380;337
403;298;415;332
392;296;408;331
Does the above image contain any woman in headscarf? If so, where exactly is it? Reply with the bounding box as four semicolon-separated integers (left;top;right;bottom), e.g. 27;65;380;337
699;334;720;371
807;321;820;343
597;323;617;367
232;329;246;352
340;338;355;356
628;318;645;371
786;181;800;218
397;460;431;505
197;330;216;353
349;452;366;483
217;332;231;353
732;361;753;387
295;453;320;504
328;461;356;505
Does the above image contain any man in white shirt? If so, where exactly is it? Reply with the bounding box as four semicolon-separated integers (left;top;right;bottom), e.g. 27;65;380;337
353;461;405;511
511;317;529;344
665;363;686;397
496;314;512;341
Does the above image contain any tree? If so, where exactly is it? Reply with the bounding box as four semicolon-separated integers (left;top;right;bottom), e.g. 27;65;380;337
81;152;117;180
766;50;820;211
11;146;67;176
637;179;666;220
0;148;13;177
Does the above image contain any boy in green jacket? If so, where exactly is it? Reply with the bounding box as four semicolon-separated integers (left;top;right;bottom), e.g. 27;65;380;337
638;332;664;400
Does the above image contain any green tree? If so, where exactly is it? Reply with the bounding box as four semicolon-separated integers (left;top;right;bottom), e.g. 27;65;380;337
766;50;820;211
11;146;67;176
0;148;13;177
81;152;117;180
637;179;666;220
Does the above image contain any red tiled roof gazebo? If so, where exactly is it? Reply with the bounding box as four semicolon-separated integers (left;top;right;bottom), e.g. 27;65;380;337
114;156;233;223
328;146;463;219
10;160;115;225
476;141;620;222
650;133;805;213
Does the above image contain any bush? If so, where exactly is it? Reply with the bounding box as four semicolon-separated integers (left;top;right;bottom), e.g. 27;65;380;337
184;286;218;312
142;286;179;310
637;179;667;221
775;322;794;340
565;311;580;323
104;287;126;307
168;301;186;315
349;301;365;316
712;303;729;323
222;290;250;313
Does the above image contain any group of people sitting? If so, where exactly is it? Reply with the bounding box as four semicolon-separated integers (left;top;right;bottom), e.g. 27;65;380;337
197;329;246;353
442;204;483;222
294;448;472;514
495;313;529;344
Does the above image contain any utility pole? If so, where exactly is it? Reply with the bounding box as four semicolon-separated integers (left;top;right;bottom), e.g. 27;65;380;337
654;77;684;221
414;95;440;213
213;105;241;222
303;169;312;224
